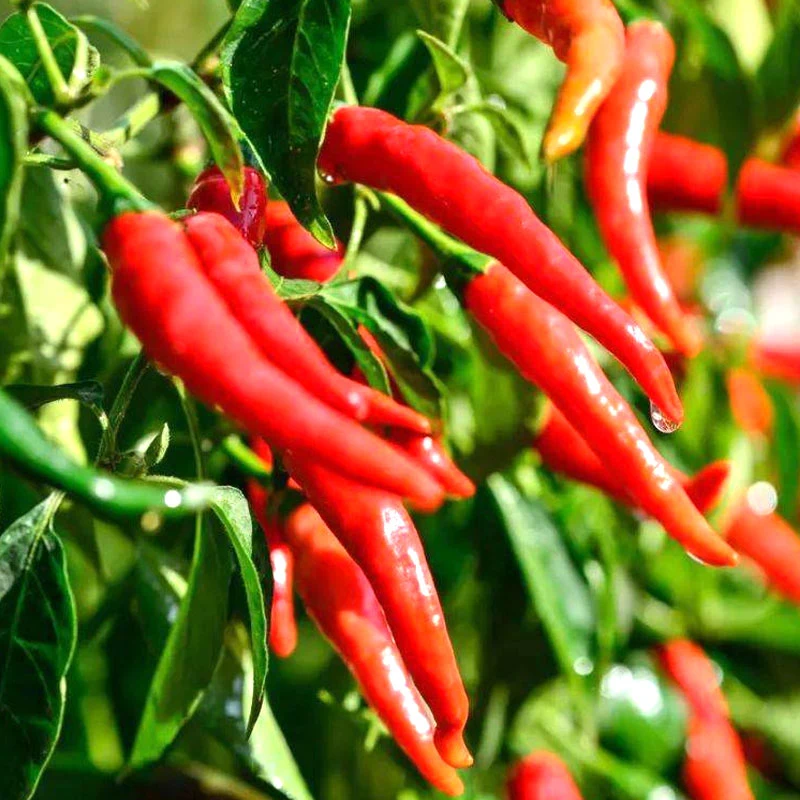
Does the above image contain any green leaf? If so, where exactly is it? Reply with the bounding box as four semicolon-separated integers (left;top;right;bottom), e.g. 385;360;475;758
71;15;151;68
222;0;351;247
768;382;800;521
0;389;215;520
457;99;531;167
0;57;27;293
208;487;269;734
149;61;244;202
487;475;596;681
0;3;98;106
408;0;469;48
0;496;77;800
416;30;469;102
756;0;800;131
6;381;104;411
128;517;233;770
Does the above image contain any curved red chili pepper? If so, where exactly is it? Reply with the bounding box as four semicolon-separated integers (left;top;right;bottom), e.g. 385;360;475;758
182;212;431;435
725;501;800;606
647;132;728;215
283;503;464;796
534;403;730;514
463;262;736;567
186;165;268;247
246;466;298;659
319;105;683;424
391;431;476;500
103;211;444;510
264;200;343;282
658;640;754;800
586;22;700;357
737;159;800;234
726;368;774;437
496;0;625;163
506;751;584;800
283;452;472;769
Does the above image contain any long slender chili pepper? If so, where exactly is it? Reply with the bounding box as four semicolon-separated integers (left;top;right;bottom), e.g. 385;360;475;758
283;452;472;769
586;22;701;357
319;105;684;424
183;211;430;435
246;439;297;659
506;751;584;800
264;200;343;282
534;403;731;514
103;211;444;510
494;0;625;163
381;193;737;567
750;340;800;384
658;640;755;800
187;165;268;247
736;158;800;233
725;368;774;437
282;503;465;796
725;501;800;607
647;132;728;215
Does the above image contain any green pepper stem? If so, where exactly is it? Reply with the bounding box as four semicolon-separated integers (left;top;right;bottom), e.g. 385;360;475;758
34;108;155;218
26;6;72;105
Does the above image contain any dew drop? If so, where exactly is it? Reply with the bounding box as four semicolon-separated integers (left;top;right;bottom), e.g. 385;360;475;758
746;481;778;516
92;477;116;500
319;169;337;185
573;656;594;676
164;489;183;509
650;401;681;434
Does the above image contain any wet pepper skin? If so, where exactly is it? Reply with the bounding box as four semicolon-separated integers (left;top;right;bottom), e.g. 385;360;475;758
506;751;584;800
103;212;443;510
319;105;683;424
283;504;464;797
283;452;472;770
463;261;737;567
586;22;701;357
498;0;625;162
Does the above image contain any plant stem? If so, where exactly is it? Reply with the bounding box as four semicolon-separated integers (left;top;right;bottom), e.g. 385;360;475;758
176;382;206;481
101;92;162;150
221;435;272;482
26;6;72;105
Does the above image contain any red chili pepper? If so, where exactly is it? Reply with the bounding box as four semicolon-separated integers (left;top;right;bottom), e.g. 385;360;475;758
264;200;343;282
495;0;625;163
391;431;476;500
182;212;431;435
658;236;705;304
319;106;683;424
283;451;472;769
586;22;701;357
463;262;737;567
534;402;730;514
658;640;754;800
506;751;584;800
246;449;298;659
282;503;464;797
750;339;800;384
726;368;774;437
647;132;728;215
186;165;268;247
736;158;800;234
103;211;443;510
725;501;800;606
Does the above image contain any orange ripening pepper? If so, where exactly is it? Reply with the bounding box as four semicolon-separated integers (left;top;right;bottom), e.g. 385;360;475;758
586;22;702;357
103;211;444;511
263;200;344;282
284;452;472;769
506;751;584;800
534;402;730;514
726;368;774;437
496;0;625;162
319;106;683;424
283;504;464;796
725;501;800;607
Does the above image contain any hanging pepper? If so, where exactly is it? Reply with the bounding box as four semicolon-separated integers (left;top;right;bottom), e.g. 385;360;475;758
725;500;800;607
381;192;737;567
283;503;464;797
736;158;800;234
647;132;728;215
264;200;344;282
319;105;684;424
494;0;625;163
586;22;701;357
246;439;297;659
658;640;755;800
750;340;800;384
186;165;268;247
506;751;584;800
534;403;731;514
103;211;444;510
725;368;774;437
283;451;472;769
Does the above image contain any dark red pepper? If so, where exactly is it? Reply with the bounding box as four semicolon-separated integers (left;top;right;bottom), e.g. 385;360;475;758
506;751;584;800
